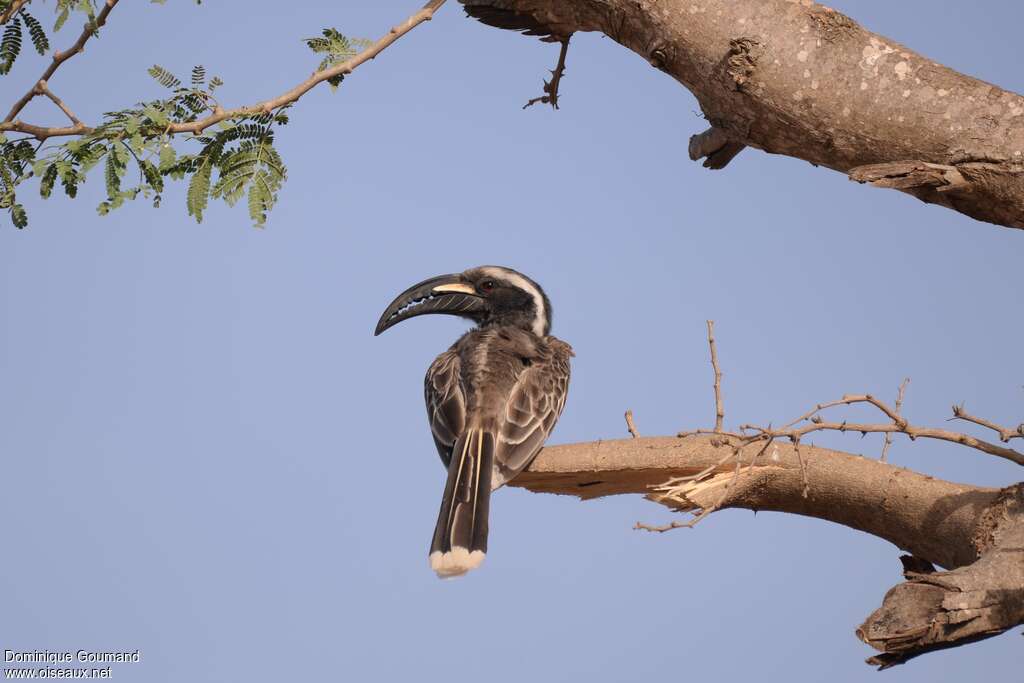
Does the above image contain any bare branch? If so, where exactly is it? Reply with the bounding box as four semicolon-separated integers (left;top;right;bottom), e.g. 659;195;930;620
515;319;1024;665
4;0;121;125
633;519;687;533
0;121;88;138
518;433;1023;665
517;435;995;570
706;320;724;432
523;34;570;110
880;377;909;462
36;80;81;126
679;392;1024;468
624;409;640;438
950;403;1023;443
0;0;448;140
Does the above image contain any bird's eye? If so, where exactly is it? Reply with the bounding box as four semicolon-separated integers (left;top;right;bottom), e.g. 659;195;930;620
479;280;496;293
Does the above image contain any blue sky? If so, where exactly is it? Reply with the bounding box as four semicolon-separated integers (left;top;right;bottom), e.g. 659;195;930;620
1;1;1022;681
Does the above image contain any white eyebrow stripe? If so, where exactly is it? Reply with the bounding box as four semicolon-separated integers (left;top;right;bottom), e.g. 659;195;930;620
481;267;547;337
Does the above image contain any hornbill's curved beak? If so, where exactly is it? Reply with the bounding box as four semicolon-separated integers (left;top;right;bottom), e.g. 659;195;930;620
374;274;486;336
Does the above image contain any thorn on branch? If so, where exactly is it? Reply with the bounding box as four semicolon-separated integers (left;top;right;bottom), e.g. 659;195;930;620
523;34;571;110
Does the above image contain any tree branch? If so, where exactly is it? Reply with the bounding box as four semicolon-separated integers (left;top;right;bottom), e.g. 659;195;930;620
950;403;1023;443
515;435;994;570
4;0;120;125
513;435;1024;665
510;318;1024;665
624;409;640;438
461;0;1024;230
705;320;724;432
0;0;448;140
675;391;1024;467
880;377;909;462
36;80;81;126
0;0;29;25
523;34;571;109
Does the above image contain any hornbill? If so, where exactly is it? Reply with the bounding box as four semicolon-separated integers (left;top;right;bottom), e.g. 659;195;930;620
375;266;572;578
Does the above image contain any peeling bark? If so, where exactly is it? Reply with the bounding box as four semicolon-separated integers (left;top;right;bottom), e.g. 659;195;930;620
462;0;1024;230
513;435;1024;666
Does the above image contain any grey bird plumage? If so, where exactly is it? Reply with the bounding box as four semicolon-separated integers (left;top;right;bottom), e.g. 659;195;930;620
376;266;572;577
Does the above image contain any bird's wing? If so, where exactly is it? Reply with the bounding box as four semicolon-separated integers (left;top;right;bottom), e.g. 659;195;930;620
492;346;571;488
424;349;466;469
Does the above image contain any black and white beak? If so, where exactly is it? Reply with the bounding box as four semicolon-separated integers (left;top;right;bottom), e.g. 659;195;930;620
374;274;486;336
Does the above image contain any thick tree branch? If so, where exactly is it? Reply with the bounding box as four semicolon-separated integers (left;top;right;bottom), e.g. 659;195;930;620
513;435;1024;666
859;482;1024;668
516;435;993;569
509;319;1024;666
0;0;447;140
461;0;1024;230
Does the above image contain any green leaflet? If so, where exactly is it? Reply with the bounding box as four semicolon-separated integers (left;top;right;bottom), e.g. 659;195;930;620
7;48;296;228
305;27;371;91
0;15;23;75
186;158;212;221
1;139;36;227
39;164;58;199
211;132;287;227
148;64;181;89
10;203;27;228
22;11;50;55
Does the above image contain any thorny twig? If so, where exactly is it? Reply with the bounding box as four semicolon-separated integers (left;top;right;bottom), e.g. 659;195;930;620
637;320;745;532
880;377;910;462
949;403;1024;443
706;320;724;432
523;35;571;110
638;324;1024;533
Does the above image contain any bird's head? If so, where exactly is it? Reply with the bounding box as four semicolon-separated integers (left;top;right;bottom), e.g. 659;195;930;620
374;266;551;337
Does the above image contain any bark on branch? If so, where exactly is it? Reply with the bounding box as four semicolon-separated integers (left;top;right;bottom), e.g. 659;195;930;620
462;0;1024;230
512;435;1024;667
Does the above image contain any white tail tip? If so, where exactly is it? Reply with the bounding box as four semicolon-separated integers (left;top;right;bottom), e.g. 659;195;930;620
429;548;486;578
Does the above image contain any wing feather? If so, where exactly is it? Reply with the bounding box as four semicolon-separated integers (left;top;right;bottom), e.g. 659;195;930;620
424;350;466;469
492;344;571;488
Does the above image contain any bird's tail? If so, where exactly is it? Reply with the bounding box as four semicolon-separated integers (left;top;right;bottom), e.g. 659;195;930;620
429;428;493;578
